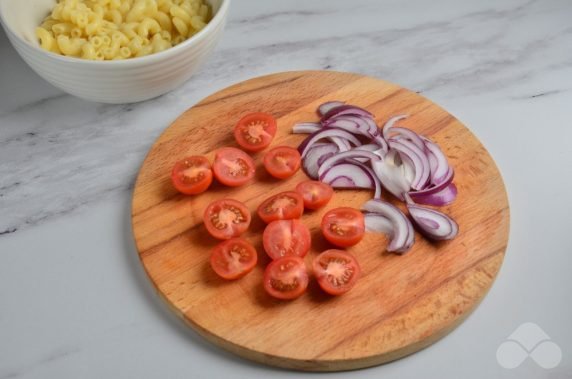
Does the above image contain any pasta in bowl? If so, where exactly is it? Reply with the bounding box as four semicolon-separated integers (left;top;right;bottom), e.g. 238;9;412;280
0;0;229;103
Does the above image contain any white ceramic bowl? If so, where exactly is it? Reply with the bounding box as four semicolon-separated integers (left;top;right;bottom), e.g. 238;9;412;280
0;0;229;103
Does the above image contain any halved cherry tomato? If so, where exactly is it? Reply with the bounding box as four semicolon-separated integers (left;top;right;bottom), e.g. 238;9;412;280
263;146;301;179
171;156;213;195
212;147;256;187
313;250;361;295
234;112;277;152
263;256;309;300
257;191;304;223
321;207;365;247
210;238;258;280
263;219;311;260
204;199;251;240
295;180;334;210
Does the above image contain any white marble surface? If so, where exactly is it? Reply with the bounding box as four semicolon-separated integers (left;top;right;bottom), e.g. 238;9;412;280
1;0;571;378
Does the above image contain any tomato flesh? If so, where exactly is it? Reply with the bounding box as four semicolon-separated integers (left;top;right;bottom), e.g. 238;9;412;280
257;191;304;223
321;207;365;247
171;156;212;195
212;147;256;187
204;199;251;240
313;250;361;295
263;219;311;260
234;112;277;152
295;180;334;210
263;146;301;179
263;256;308;300
210;238;258;280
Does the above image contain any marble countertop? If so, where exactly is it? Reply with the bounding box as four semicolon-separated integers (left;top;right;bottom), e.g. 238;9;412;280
1;0;571;378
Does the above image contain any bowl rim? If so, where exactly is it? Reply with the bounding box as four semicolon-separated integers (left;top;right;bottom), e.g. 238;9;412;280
0;0;230;66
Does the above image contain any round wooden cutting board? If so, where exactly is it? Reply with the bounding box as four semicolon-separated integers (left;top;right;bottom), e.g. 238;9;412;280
131;71;509;371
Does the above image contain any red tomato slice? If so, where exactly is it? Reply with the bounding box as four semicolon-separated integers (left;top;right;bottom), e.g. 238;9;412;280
212;147;256;187
257;191;304;224
204;199;251;240
171;156;212;195
234;112;277;152
313;250;361;295
210;238;258;280
263;146;301;179
263;219;311;260
295;180;334;210
321;207;365;247
263;256;309;300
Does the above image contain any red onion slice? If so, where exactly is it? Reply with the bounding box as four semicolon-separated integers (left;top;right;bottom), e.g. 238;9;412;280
302;143;339;179
409;182;457;206
321;104;373;122
321;163;375;189
352;160;382;199
405;195;459;240
317;150;382;178
372;154;410;201
299;128;361;158
318;101;345;116
423;138;450;185
364;213;393;234
408;168;454;198
292;122;321;134
324;115;379;140
388;138;430;191
385;126;425;151
382;115;408;140
362;199;414;253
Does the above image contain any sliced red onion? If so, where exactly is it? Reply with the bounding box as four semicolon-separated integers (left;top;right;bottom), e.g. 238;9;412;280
321;104;373;122
318;101;345;116
388;138;430;191
331;137;352;152
362;200;414;253
405;195;458;240
373;135;389;154
292;122;321;134
364;213;393;234
372;152;410;201
352;160;382;199
385;127;425;151
408;168;454;199
382;115;408;140
299;128;361;158
354;143;381;152
423;138;450;185
321;163;375;190
317;150;381;178
409;182;457;206
324;115;379;140
302;143;339;179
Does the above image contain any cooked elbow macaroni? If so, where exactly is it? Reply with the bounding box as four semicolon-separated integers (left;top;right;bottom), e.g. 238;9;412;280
36;0;211;60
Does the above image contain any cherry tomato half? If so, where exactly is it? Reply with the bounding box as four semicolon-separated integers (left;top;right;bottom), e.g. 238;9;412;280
321;207;365;247
212;147;256;187
263;256;309;300
313;250;361;295
234;112;277;152
295;180;334;210
263;146;301;179
204;199;251;240
210;238;258;280
257;191;304;224
263;219;311;260
171;156;213;195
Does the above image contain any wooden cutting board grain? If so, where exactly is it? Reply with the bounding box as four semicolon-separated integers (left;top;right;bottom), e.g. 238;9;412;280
131;71;509;371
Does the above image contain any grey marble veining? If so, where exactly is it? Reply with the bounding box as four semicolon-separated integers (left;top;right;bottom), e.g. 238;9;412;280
1;1;572;378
